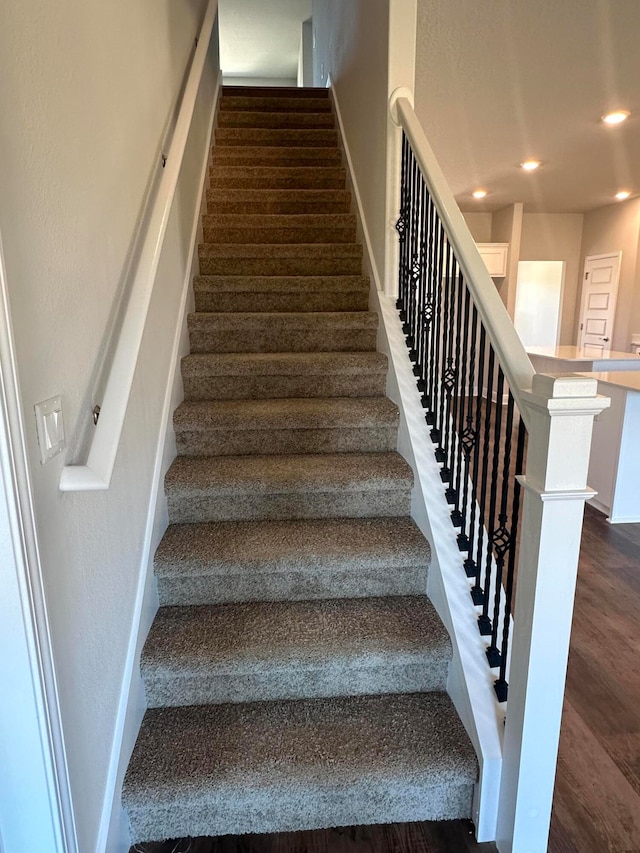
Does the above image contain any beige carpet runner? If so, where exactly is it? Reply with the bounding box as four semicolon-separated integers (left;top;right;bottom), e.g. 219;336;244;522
123;86;476;845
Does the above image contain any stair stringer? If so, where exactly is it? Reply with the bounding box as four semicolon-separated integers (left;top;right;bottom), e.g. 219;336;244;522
330;81;502;843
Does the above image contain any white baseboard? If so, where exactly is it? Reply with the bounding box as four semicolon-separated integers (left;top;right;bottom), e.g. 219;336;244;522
96;70;221;853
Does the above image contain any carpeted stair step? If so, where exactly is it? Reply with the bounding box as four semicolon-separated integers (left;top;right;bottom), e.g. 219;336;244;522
187;310;377;354
198;243;362;276
207;188;351;215
193;274;368;313
181;351;387;400
141;596;451;707
164;452;413;523
173;397;398;456
220;96;333;113
123;692;477;843
208;165;346;191
218;111;335;129
193;275;369;313
221;85;329;100
215;127;338;147
202;213;356;245
211;146;342;167
154;516;430;606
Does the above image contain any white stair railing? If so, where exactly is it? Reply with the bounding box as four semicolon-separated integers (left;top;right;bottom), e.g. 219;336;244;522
389;92;609;852
60;0;219;492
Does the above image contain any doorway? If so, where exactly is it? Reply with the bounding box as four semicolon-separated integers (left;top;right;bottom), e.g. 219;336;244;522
514;260;565;349
578;252;621;356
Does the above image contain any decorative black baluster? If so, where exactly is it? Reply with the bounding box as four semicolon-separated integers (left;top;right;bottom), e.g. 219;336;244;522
395;134;409;319
445;262;464;511
429;222;446;443
486;380;514;669
451;284;471;530
457;299;478;553
404;155;419;352
441;253;459;495
479;363;504;636
472;342;495;623
464;319;486;578
494;414;526;702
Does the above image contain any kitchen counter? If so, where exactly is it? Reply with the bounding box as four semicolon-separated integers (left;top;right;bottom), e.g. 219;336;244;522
527;345;640;373
577;370;640;523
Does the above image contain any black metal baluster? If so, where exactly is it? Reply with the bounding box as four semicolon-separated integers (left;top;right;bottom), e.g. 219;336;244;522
413;175;428;375
471;341;495;623
457;299;478;553
422;195;437;416
425;199;440;426
486;379;514;669
451;284;471;530
434;238;452;466
404;155;419;353
395;134;409;318
494;414;526;702
429;222;446;443
442;254;459;494
479;363;504;636
445;263;464;512
464;318;485;577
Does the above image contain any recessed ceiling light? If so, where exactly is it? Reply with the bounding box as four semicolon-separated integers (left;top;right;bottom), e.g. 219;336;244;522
521;160;541;171
616;190;631;200
472;189;487;199
602;110;630;125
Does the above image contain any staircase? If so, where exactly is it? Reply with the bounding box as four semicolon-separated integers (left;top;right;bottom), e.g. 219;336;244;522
122;86;477;845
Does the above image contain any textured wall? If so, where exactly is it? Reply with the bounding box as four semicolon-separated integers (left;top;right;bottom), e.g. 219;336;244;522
312;0;390;284
0;0;209;848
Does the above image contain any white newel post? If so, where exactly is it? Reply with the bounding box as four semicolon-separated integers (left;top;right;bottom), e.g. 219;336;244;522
496;373;610;853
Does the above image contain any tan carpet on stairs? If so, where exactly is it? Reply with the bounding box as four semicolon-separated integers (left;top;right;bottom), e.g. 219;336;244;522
122;85;477;846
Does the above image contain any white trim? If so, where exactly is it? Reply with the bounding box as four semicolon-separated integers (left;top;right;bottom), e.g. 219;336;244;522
95;68;221;853
60;0;219;492
374;290;503;841
0;233;78;849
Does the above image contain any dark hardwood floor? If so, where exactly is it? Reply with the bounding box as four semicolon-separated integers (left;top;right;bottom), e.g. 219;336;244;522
131;504;640;853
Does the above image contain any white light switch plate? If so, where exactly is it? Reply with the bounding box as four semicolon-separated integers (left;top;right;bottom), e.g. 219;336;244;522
34;396;65;464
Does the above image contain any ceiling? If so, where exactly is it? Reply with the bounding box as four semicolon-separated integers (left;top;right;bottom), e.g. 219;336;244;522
217;0;640;214
415;0;640;214
218;0;311;80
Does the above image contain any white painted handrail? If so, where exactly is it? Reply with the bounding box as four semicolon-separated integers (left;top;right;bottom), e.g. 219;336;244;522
394;96;535;429
60;0;218;491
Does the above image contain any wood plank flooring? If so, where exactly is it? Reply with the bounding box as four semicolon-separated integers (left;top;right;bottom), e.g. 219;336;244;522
130;504;640;853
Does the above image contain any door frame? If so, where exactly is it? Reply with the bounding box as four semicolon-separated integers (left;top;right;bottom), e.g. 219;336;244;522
577;252;622;351
0;227;78;852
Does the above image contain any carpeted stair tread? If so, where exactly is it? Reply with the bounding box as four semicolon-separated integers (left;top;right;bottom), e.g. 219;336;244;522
215;127;338;147
220;96;333;113
181;351;387;400
207;188;351;215
193;274;369;313
173;396;398;455
140;596;451;707
218;111;336;129
202;213;356;246
198;242;363;277
208;165;346;190
221;85;329;99
154;516;430;605
123;692;477;842
211;146;342;166
164;452;413;523
187;311;377;353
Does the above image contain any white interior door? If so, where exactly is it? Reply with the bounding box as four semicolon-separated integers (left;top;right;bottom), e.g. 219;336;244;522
578;253;621;355
514;261;565;349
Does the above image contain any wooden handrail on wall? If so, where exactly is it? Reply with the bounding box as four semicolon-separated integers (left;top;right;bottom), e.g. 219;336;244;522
60;0;218;492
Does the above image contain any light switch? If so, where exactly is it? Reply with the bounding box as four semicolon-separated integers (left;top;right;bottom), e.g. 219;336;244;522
34;396;65;464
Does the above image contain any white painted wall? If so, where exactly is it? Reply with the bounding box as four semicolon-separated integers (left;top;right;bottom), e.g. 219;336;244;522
312;0;390;284
0;1;212;848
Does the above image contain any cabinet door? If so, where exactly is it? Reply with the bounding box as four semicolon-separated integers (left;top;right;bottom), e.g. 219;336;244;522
477;243;508;277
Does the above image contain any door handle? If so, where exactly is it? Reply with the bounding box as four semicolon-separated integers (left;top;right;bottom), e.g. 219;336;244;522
602;337;610;342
